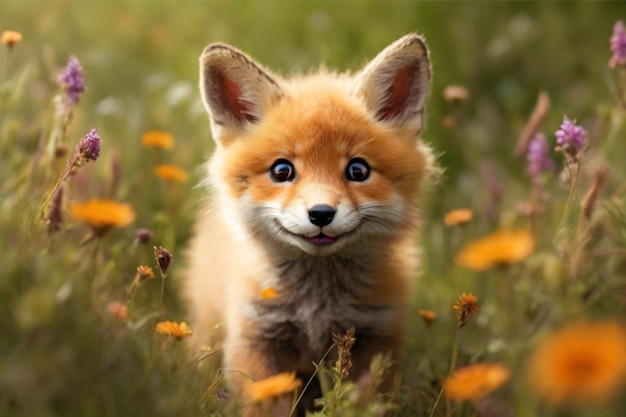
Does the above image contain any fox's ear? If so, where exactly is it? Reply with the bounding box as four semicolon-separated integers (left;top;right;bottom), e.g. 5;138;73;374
199;44;284;144
356;34;431;135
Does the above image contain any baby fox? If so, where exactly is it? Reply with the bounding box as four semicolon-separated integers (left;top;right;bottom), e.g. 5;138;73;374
185;34;434;416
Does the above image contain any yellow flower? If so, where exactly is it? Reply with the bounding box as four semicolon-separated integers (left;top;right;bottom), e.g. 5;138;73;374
528;321;626;407
453;293;479;328
1;30;22;48
155;320;193;340
69;199;136;235
444;363;511;401
247;372;302;402
455;230;533;271
155;164;188;183
141;130;175;150
444;208;473;226
418;309;437;327
260;287;278;300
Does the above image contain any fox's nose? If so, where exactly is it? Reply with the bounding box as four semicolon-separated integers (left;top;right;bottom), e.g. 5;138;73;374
308;204;336;227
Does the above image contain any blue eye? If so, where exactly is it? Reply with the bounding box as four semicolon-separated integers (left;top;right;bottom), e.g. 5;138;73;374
270;159;295;182
345;158;370;182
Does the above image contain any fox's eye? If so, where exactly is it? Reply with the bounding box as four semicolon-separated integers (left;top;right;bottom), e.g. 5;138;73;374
270;159;295;182
345;158;370;182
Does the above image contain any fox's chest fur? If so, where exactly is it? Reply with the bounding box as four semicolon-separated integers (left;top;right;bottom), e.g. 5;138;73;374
185;33;434;416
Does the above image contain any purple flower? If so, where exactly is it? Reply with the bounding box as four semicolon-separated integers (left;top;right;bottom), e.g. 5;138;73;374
135;228;153;244
77;128;100;161
555;116;586;156
527;133;555;183
610;20;626;67
58;56;85;104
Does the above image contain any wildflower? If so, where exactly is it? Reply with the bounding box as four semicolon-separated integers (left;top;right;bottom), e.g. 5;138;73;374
69;199;136;236
455;230;534;271
153;246;173;278
247;372;302;402
1;30;22;49
58;56;85;105
444;363;511;401
609;20;626;68
333;326;356;379
418;309;437;327
134;228;153;245
527;133;555;184
133;265;155;286
555;116;586;158
528;321;626;407
453;293;479;328
141;131;175;150
442;85;469;103
76;128;100;161
107;301;129;320
260;287;278;300
444;208;473;226
155;164;188;183
155;320;193;340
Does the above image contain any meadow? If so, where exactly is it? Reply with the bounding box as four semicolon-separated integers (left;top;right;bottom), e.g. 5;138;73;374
2;2;626;416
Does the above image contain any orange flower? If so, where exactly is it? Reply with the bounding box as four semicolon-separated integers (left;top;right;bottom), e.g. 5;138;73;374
247;372;302;402
528;321;626;407
418;309;437;326
455;230;533;271
69;199;135;235
444;363;511;401
155;321;193;340
453;293;479;328
141;131;174;150
260;287;278;300
107;301;129;320
444;208;473;226
1;30;22;48
155;164;188;183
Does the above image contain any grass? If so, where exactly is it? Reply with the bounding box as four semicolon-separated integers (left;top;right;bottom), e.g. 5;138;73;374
2;2;626;417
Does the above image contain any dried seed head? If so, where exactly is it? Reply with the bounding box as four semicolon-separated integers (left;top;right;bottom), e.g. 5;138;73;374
332;326;356;379
154;246;173;278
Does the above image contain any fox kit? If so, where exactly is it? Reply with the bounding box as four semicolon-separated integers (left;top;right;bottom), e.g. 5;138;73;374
185;34;433;416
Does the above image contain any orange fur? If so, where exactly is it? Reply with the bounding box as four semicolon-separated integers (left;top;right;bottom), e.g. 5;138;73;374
185;34;434;416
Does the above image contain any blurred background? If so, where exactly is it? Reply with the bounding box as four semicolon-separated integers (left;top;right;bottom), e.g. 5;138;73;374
2;2;626;417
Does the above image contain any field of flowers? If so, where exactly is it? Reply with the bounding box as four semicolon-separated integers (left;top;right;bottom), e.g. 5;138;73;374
2;2;626;417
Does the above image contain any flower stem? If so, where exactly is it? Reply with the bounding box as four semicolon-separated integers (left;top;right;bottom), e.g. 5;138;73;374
553;162;580;242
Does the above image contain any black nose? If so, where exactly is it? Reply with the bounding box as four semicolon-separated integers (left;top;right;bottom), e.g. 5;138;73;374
308;204;336;227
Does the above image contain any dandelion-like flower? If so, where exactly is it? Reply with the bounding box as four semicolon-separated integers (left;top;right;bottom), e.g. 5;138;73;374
610;20;626;68
69;199;136;236
455;230;534;271
453;293;480;328
260;287;278;300
528;321;626;407
141;131;175;150
155;164;189;183
555;116;586;158
76;128;100;161
444;208;473;226
58;56;85;105
527;133;555;184
133;265;155;286
1;30;22;49
247;372;302;402
444;363;511;401
155;321;193;340
418;309;437;327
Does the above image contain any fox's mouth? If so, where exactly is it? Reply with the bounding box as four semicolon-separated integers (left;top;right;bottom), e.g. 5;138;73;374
307;233;337;245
